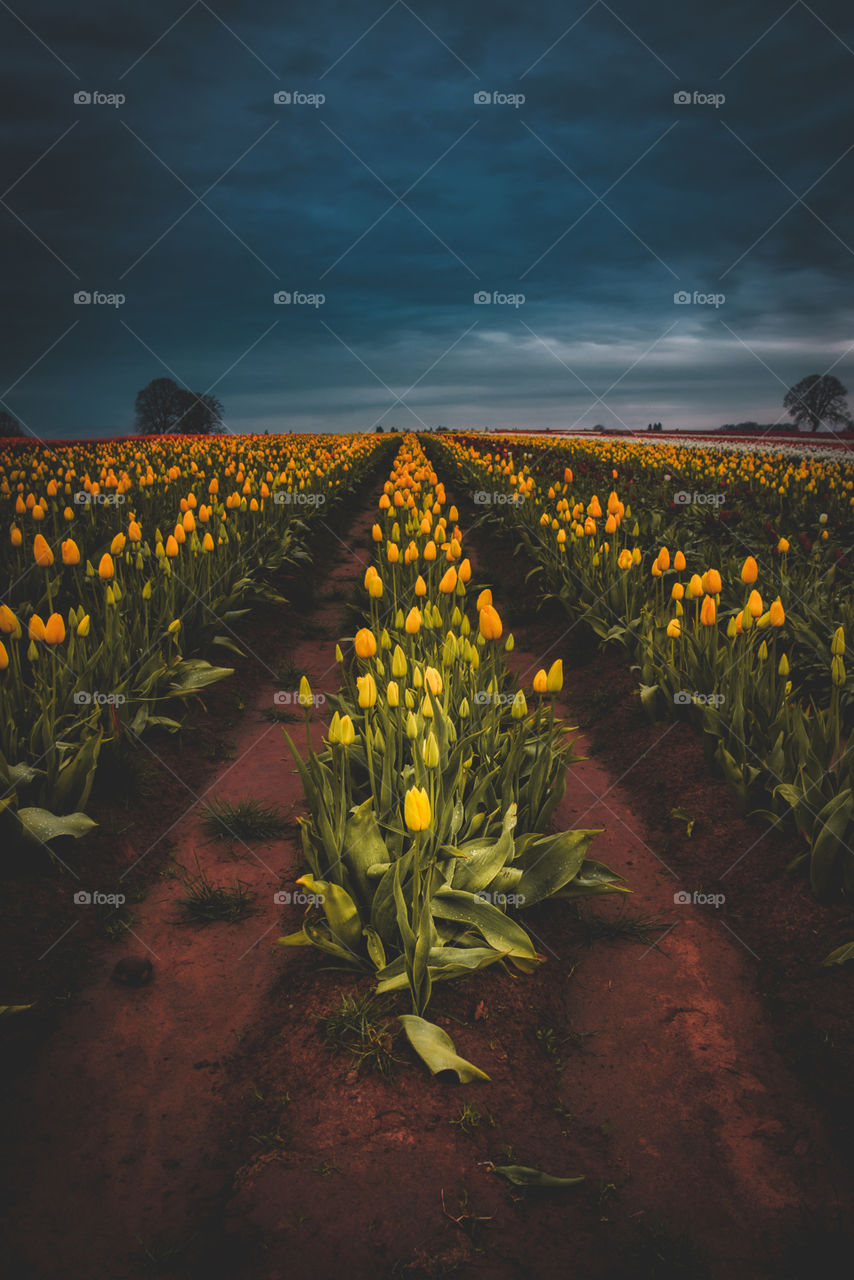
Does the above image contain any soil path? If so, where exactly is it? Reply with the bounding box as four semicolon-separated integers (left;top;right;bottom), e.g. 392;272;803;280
4;503;378;1280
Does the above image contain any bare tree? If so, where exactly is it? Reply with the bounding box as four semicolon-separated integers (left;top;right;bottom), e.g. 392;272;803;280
0;409;26;437
783;374;852;432
134;379;226;435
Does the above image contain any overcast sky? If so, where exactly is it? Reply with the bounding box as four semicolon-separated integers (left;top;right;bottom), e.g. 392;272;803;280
2;0;853;437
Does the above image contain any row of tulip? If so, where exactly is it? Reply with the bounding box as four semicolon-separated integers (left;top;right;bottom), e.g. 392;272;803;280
278;435;627;1080
0;434;386;848
431;434;854;902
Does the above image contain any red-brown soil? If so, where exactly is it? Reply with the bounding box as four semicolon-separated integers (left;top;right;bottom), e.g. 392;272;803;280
2;477;852;1280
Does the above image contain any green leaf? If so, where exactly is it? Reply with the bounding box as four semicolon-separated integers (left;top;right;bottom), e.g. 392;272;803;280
515;829;600;905
450;805;517;893
489;1164;585;1189
166;660;234;696
297;873;363;953
431;888;540;965
822;940;854;967
810;790;854;898
17;808;97;845
398;1014;490;1082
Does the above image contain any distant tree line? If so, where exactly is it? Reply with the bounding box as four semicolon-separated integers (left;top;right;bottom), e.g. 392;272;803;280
134;378;225;435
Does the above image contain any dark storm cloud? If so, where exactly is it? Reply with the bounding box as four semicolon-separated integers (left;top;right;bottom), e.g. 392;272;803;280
1;0;853;437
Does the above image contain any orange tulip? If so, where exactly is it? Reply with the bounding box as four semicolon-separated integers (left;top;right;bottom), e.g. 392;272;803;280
741;556;758;584
33;533;53;567
98;553;114;579
354;628;377;658
44;612;65;645
700;596;716;626
479;604;503;641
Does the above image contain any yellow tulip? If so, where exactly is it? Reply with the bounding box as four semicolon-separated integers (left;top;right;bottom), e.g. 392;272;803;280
354;628;377;658
414;575;427;597
110;532;126;555
687;574;703;598
338;714;355;747
666;618;681;638
0;604;19;634
479;604;503;641
387;680;400;707
404;786;431;831
511;690;528;718
44;612;65;645
33;533;53;567
741;556;758;584
421;733;440;768
546;659;563;692
357;673;377;708
77;614;91;637
476;589;492;611
299;676;313;707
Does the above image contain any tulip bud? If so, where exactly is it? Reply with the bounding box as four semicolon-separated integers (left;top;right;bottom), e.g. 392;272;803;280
167;618;181;634
357;673;377;708
328;711;341;743
77;614;91;637
391;644;407;678
405;607;422;635
687;574;703;598
299;676;313;707
758;640;768;662
422;732;440;768
747;589;763;618
546;659;563;692
404;786;431;831
832;626;845;656
479;605;503;641
142;580;152;600
831;655;846;687
726;617;737;638
44;613;65;645
778;653;789;676
0;641;8;670
406;711;418;740
459;697;470;719
61;538;81;566
700;596;716;627
98;553;114;580
533;669;547;694
354;628;377;659
769;599;785;627
666;618;681;639
338;714;355;747
504;633;515;652
0;605;18;634
335;643;344;663
387;680;400;708
511;690;528;718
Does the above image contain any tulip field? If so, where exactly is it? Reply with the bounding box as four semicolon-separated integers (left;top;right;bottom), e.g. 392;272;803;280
3;429;854;1279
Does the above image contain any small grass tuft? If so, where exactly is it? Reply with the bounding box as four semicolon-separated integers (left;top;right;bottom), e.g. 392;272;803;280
576;903;671;947
320;990;400;1076
201;796;288;843
177;856;256;924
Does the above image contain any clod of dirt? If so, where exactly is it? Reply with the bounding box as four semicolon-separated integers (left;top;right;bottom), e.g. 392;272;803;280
111;956;153;986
